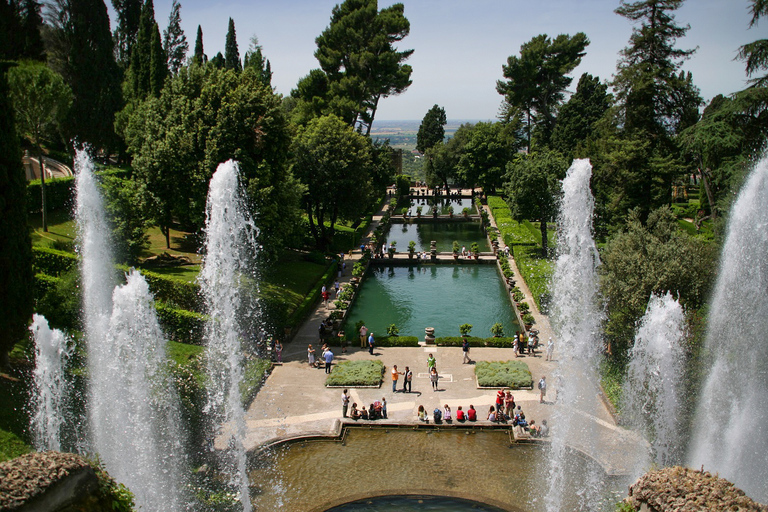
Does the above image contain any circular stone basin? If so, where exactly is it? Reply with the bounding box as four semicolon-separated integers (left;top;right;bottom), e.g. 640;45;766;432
248;427;628;511
327;494;509;511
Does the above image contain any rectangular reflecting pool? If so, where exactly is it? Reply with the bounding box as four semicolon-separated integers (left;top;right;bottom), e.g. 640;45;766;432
384;222;490;253
407;197;474;216
343;265;519;339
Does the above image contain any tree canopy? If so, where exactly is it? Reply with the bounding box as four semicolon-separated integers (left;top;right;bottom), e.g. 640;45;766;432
416;104;446;153
314;0;413;134
163;0;188;76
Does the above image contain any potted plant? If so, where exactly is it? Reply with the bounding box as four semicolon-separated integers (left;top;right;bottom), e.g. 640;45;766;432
452;240;460;259
490;323;504;337
462;207;471;218
401;206;409;218
471;242;479;259
459;323;473;338
448;205;454;218
518;301;530;313
522;313;535;329
387;323;400;340
431;204;439;218
416;205;423;217
408;240;416;259
387;241;396;259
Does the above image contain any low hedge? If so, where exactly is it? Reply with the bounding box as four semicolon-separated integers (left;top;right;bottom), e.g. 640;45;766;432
475;360;533;389
374;335;419;347
119;264;202;313
155;302;207;345
325;360;384;387
27;176;75;213
34;272;60;301
513;245;554;310
32;246;78;276
434;336;517;347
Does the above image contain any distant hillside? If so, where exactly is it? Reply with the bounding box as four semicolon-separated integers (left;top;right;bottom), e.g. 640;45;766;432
370;119;489;149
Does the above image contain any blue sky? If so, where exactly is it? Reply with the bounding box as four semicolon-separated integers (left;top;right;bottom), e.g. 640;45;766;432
128;0;759;121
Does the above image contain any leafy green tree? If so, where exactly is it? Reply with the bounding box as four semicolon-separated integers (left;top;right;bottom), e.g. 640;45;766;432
224;17;241;71
191;24;206;65
370;138;397;196
497;32;589;151
314;0;413;135
416;104;446;153
100;175;150;264
125;65;299;256
162;0;188;75
63;0;123;153
504;149;568;257
599;206;716;357
111;0;142;68
0;62;34;370
737;0;768;87
456;121;517;194
8;61;72;232
291;114;373;250
550;73;611;158
243;35;271;86
209;51;224;69
287;68;330;126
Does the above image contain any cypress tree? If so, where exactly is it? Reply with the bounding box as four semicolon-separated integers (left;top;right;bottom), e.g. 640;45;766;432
129;0;166;98
20;0;45;61
0;62;34;370
162;0;188;75
112;0;142;68
66;0;122;153
192;24;205;65
149;28;165;95
0;0;24;60
224;17;241;71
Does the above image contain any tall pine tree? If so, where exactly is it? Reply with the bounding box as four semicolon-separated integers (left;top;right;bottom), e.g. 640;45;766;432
111;0;142;69
162;0;187;75
0;62;34;370
243;35;271;85
224;17;241;71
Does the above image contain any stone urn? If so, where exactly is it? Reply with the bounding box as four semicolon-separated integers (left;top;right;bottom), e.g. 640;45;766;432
425;327;436;344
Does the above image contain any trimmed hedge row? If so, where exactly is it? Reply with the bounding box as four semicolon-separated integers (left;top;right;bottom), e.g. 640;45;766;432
475;360;533;389
152;302;206;345
286;262;336;328
435;336;518;347
34;273;60;300
27;176;75;213
32;246;78;276
116;264;202;313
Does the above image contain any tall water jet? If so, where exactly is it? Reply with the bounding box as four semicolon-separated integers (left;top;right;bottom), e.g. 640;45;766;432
75;151;187;510
689;156;768;502
29;314;72;452
199;160;259;512
623;292;687;469
545;159;606;511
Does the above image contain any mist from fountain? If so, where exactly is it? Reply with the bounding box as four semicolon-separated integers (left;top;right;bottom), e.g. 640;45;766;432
545;159;607;511
29;314;72;452
75;151;187;510
199;160;259;512
689;155;768;502
623;292;687;469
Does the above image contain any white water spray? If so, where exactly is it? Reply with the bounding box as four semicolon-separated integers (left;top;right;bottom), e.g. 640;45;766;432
199;160;259;512
623;292;687;469
75;150;187;510
545;159;606;511
689;155;768;502
30;314;72;452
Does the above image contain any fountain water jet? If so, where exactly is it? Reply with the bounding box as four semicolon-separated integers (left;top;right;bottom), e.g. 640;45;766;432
29;314;72;452
623;292;686;469
545;159;609;511
75;150;187;510
199;160;259;512
689;155;768;502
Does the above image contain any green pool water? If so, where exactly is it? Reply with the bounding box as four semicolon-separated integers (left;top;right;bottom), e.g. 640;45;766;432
407;197;475;216
343;265;519;339
384;222;490;253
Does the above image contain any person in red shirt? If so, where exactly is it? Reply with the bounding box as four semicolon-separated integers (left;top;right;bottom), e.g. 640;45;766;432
467;404;477;421
456;406;465;421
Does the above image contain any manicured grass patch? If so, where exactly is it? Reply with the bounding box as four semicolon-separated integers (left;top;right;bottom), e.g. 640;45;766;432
241;357;273;406
475;361;533;389
325;360;384;387
514;244;554;311
0;429;32;463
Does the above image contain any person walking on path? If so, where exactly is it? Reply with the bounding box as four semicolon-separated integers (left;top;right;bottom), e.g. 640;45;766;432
381;397;387;419
462;338;471;364
546;337;555;361
430;367;439;391
391;365;403;392
275;340;282;363
403;366;413;393
427;353;436;372
359;324;368;348
368;332;375;355
538;376;547;403
308;344;316;368
324;349;334;373
342;389;350;417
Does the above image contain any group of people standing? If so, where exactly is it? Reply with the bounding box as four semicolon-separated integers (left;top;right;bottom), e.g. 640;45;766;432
307;342;335;373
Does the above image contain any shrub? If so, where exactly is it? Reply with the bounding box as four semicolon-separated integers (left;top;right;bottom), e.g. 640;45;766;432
435;336;484;347
34;272;60;301
32;246;78;276
459;323;473;336
475;360;533;389
386;323;399;337
371;335;419;347
124;265;202;312
155;303;207;345
485;337;515;348
352;261;366;277
490;323;504;337
325;360;384;387
522;312;535;325
27;175;75;213
517;301;530;313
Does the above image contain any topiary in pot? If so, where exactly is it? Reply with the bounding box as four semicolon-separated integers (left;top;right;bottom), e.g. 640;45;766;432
459;323;473;337
490;322;504;337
